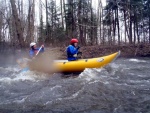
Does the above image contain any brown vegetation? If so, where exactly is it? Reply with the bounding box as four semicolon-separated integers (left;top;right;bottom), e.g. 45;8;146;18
46;44;150;60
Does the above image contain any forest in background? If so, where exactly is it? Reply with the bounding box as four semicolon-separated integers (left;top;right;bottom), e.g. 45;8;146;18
0;0;149;50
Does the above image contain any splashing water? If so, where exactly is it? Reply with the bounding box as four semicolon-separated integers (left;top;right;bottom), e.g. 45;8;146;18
0;57;150;113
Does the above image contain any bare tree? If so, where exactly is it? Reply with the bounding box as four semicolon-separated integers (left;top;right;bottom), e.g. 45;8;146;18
60;0;64;29
10;0;24;47
26;0;35;44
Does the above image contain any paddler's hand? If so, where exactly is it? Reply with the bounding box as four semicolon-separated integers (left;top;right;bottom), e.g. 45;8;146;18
41;44;44;48
73;54;77;57
77;46;80;50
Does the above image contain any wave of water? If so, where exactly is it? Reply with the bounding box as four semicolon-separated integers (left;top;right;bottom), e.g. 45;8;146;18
0;58;150;113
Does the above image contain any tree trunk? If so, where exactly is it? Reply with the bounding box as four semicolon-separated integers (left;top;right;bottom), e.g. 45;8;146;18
149;10;150;43
123;9;128;44
45;0;48;42
113;11;116;44
133;19;136;44
135;15;140;43
60;0;64;29
0;12;2;42
129;4;132;44
10;0;24;47
116;7;120;45
98;0;102;45
27;0;35;44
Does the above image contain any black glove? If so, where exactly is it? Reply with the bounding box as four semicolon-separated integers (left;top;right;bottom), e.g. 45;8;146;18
77;51;82;59
77;46;80;50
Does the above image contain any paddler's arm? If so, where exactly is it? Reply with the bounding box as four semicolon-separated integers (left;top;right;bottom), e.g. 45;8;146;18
69;46;79;55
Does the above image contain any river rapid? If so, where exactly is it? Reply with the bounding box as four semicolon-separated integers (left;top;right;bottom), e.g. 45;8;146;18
0;53;150;113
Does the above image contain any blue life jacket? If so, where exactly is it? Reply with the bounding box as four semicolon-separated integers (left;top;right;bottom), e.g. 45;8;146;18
67;45;78;61
29;47;44;58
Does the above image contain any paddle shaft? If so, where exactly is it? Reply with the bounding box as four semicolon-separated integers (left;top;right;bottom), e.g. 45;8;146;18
35;45;43;56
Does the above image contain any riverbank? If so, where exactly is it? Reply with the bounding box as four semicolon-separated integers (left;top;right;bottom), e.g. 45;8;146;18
79;44;150;58
48;44;150;59
1;44;149;61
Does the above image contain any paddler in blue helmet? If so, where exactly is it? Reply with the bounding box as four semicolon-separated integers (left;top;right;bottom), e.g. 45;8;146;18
66;38;81;61
29;42;44;58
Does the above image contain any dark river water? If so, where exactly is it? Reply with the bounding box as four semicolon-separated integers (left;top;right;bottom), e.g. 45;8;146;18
0;53;150;113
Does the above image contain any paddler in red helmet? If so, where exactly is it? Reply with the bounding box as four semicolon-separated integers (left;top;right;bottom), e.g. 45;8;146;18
66;38;81;61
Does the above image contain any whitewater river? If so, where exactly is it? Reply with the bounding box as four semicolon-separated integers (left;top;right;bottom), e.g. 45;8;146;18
0;53;150;113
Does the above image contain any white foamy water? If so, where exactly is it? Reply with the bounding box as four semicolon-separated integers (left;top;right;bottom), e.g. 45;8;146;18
0;66;49;84
129;58;147;62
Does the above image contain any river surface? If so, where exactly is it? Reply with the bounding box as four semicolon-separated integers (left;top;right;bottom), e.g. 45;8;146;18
0;53;150;113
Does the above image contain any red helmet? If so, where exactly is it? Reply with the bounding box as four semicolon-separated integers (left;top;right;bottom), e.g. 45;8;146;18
70;38;78;44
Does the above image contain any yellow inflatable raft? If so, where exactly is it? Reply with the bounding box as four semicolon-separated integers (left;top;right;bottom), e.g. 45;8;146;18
52;51;120;73
19;51;120;73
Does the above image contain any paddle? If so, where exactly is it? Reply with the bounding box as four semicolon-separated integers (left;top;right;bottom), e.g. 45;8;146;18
35;45;43;56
